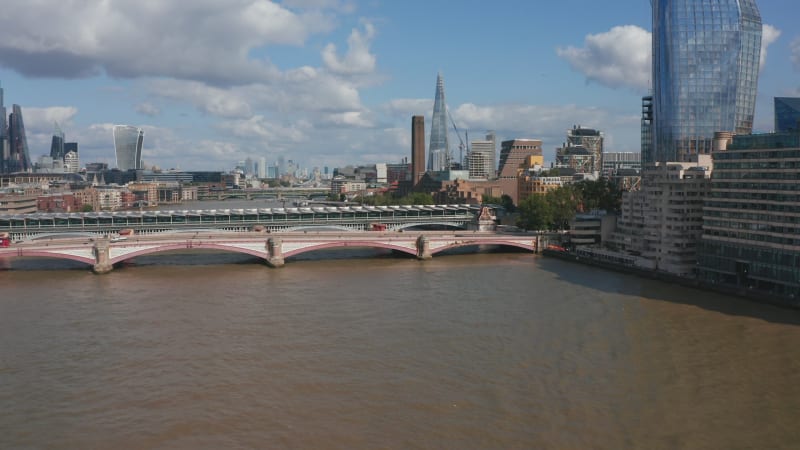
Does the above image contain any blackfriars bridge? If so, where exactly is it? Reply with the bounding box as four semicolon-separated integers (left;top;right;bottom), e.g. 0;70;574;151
0;204;480;240
0;230;539;274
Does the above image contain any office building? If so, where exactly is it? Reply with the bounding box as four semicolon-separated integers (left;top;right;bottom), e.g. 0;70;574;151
0;84;6;173
601;152;641;175
650;0;762;163
7;104;32;173
113;125;144;171
64;151;79;173
50;123;65;160
774;97;800;132
428;73;449;172
468;131;497;179
557;126;603;173
698;132;800;298
411;115;425;184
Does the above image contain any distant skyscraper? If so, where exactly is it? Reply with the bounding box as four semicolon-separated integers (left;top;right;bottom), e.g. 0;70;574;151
468;131;496;179
8;104;32;173
774;97;800;132
0;84;7;174
428;73;449;171
411;115;425;184
650;0;762;163
113;125;144;171
50;122;65;160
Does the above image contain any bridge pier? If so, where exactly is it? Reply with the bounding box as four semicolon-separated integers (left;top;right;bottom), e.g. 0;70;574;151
416;235;432;260
266;237;285;268
92;239;113;274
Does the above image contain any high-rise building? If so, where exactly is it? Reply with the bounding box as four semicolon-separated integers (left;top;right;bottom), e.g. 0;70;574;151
650;0;762;163
411;115;425;185
50;122;65;160
774;97;800;132
468;131;496;179
8;104;32;173
0;84;7;174
559;126;603;173
428;73;449;171
113;125;144;171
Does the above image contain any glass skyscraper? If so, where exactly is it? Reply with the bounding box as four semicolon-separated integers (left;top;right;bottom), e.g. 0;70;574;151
650;0;762;163
113;125;144;171
8;104;32;173
428;73;449;172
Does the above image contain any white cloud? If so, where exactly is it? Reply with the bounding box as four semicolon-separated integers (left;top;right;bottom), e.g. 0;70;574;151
0;1;336;84
21;106;79;133
322;21;377;76
557;25;651;92
135;102;160;117
760;24;782;71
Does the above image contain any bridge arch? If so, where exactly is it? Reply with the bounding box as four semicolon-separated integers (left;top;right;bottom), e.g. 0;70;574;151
14;250;96;265
282;241;418;259
430;239;536;255
108;242;268;265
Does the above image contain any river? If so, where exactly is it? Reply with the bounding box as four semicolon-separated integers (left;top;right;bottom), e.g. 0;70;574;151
2;245;800;449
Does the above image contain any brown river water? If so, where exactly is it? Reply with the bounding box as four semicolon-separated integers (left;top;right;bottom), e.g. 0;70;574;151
1;243;800;449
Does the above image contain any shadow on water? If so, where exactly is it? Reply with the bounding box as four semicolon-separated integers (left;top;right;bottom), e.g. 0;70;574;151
536;256;800;326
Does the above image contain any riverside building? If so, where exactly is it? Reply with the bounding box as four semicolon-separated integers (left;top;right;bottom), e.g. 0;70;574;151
698;131;800;298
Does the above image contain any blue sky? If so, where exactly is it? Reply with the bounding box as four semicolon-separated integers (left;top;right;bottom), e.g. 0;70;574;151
0;0;797;171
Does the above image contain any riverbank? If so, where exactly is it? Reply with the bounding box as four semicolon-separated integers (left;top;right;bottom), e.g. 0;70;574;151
543;248;800;310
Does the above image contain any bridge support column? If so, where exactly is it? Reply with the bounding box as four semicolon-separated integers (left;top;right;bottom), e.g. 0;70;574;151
266;237;285;268
92;240;113;274
416;235;432;260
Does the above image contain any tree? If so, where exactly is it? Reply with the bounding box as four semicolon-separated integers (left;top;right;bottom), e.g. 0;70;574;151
547;185;580;230
516;194;552;231
81;204;93;212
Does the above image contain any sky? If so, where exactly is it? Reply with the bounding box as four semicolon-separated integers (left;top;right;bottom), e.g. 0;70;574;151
0;0;798;172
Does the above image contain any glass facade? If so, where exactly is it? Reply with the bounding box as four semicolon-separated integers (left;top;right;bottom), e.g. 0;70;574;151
774;97;800;132
699;133;800;297
113;125;144;171
7;104;32;173
428;73;449;172
650;0;762;163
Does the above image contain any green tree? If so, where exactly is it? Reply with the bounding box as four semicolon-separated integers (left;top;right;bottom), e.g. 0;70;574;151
516;194;552;231
574;179;621;213
81;204;93;212
547;185;580;230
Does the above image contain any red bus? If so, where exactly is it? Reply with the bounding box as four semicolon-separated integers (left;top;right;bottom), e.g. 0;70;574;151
0;232;10;248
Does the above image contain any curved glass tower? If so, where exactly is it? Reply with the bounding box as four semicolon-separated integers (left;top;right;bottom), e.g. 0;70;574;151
650;0;762;163
113;125;144;171
428;73;449;171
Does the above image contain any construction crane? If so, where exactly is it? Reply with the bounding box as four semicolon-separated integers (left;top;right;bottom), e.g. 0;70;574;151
448;109;467;169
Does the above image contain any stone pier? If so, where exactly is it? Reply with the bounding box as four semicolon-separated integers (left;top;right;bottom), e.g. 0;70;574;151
266;237;285;268
416;235;432;260
92;239;113;274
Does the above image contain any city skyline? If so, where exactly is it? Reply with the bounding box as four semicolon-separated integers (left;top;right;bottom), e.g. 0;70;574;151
0;0;797;171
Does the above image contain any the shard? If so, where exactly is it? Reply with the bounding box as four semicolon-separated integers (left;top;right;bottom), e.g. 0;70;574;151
428;73;449;171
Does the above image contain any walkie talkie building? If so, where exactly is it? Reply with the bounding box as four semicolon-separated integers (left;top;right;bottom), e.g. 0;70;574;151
113;125;144;171
649;0;762;163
